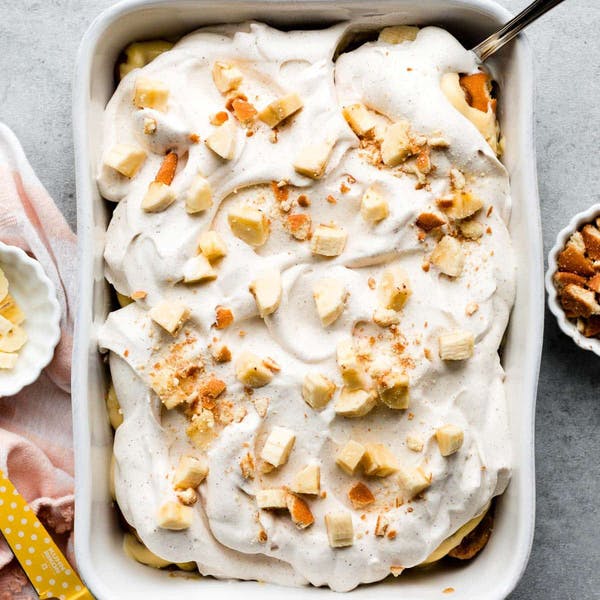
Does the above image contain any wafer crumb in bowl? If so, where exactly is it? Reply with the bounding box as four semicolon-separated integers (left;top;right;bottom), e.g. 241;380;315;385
0;242;61;396
546;203;600;357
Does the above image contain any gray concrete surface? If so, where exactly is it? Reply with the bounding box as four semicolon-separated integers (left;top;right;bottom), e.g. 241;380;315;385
0;0;598;598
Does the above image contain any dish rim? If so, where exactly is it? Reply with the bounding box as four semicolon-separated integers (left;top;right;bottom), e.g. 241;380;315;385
71;1;543;598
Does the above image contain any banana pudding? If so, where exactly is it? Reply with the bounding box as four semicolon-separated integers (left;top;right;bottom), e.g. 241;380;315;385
98;22;515;592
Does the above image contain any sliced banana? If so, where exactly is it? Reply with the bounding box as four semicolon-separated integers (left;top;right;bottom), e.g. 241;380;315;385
0;294;25;325
0;268;8;303
0;315;27;352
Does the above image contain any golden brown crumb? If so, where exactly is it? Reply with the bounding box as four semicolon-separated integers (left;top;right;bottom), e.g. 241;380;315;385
286;494;315;529
225;92;247;112
416;212;446;232
240;453;255;479
340;182;350;194
326;194;337;204
232;98;257;122
348;482;375;509
368;277;376;290
131;290;147;300
297;194;310;207
271;181;289;203
287;213;312;241
210;111;229;126
215;306;234;329
200;377;226;399
188;133;200;144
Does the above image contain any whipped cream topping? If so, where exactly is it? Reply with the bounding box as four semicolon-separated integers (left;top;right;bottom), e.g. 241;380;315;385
98;22;515;592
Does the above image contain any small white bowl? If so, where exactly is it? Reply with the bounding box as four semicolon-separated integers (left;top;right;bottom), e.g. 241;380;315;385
546;203;600;357
0;242;62;396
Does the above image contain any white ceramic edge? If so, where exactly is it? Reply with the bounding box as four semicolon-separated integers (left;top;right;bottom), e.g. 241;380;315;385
71;1;543;598
0;241;61;397
545;204;600;356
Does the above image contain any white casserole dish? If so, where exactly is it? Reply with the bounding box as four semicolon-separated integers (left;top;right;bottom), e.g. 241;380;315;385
72;1;543;598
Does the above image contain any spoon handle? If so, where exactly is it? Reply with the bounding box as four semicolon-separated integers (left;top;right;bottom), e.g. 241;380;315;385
472;0;566;61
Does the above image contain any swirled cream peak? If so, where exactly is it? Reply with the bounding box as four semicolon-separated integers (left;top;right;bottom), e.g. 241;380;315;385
98;22;515;592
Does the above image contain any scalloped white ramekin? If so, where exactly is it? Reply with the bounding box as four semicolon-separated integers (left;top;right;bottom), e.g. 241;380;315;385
546;204;600;357
0;242;61;397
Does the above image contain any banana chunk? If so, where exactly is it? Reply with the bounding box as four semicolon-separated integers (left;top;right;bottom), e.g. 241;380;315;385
0;316;27;353
313;278;348;326
106;384;123;429
342;104;376;138
0;352;18;369
435;424;464;456
149;300;190;335
459;219;485;240
123;533;171;569
438;330;474;360
335;387;377;418
182;254;217;284
325;512;354;548
378;266;411;310
430;235;464;277
133;76;169;111
0;295;25;325
173;455;209;489
228;205;270;247
376;371;409;409
260;426;296;467
336;339;370;390
372;307;400;327
293;142;333;179
381;121;412;166
104;144;146;178
234;351;275;387
186;175;213;214
249;269;282;318
142;181;176;213
197;231;227;262
119;40;173;79
311;224;347;257
157;501;193;530
206;120;237;160
379;25;419;44
362;443;398;477
438;191;483;220
212;61;243;93
0;269;8;303
259;93;303;127
302;373;336;410
256;488;288;509
291;464;320;495
360;186;389;223
335;440;366;475
397;464;431;498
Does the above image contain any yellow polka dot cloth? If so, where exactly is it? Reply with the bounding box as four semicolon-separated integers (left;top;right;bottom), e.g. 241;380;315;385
0;469;94;600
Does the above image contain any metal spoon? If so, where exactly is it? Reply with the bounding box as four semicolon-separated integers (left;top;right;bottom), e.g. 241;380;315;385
472;0;567;61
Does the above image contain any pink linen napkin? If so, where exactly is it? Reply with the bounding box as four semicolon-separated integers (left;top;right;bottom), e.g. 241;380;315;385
0;122;77;599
